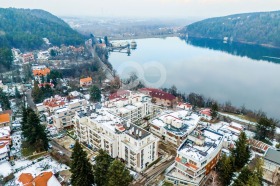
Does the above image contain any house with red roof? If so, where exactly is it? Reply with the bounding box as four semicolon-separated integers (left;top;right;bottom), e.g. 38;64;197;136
177;102;193;111
0;141;9;162
0;113;11;128
17;171;61;186
139;88;177;107
80;77;92;87
199;108;212;121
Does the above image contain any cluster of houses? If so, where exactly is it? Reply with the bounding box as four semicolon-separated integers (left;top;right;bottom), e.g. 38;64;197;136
1;82;279;185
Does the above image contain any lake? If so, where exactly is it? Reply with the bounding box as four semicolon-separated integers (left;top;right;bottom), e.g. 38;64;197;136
109;37;280;119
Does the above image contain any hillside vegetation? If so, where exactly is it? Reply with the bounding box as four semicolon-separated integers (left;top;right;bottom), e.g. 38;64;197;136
184;10;280;47
0;8;84;50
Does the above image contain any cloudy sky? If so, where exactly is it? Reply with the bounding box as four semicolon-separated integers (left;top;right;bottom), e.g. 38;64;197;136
2;0;280;18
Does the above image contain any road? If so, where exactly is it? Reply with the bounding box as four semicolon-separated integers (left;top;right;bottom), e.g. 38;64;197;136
25;89;36;109
50;140;72;157
132;157;175;186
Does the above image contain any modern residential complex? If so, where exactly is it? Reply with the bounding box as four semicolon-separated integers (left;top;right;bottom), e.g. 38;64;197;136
150;110;200;146
74;108;159;172
165;128;224;186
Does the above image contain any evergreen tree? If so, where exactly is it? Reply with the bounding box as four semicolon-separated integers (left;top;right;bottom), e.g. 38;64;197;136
26;110;48;151
107;159;133;186
32;81;43;103
70;141;95;186
255;116;277;142
93;149;113;186
211;102;218;119
15;86;21;99
233;166;261;186
231;132;251;169
89;85;101;102
104;36;109;46
21;107;33;138
217;154;234;186
0;88;10;110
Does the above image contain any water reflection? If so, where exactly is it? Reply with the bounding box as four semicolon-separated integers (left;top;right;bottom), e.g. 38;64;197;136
185;37;280;64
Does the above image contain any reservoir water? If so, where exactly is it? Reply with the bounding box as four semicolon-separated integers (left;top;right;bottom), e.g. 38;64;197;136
109;37;280;119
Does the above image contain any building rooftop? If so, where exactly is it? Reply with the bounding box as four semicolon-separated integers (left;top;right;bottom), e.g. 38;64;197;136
33;68;50;76
178;128;224;162
264;148;280;165
0;113;10;124
139;88;176;101
151;110;200;137
80;77;92;83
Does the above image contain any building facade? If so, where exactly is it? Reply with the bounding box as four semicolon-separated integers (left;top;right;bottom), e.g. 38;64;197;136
165;128;224;186
74;108;159;172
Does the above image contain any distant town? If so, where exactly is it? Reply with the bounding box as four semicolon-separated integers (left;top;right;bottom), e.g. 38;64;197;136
0;27;280;186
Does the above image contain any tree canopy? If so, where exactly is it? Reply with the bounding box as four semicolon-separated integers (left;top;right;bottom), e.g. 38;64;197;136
107;159;133;186
0;8;84;50
89;85;101;102
70;141;95;186
184;10;280;47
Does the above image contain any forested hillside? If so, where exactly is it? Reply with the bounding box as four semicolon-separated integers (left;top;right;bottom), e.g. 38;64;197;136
0;8;84;50
184;10;280;47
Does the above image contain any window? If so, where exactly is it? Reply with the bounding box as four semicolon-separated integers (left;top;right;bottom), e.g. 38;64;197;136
201;160;207;166
189;160;197;166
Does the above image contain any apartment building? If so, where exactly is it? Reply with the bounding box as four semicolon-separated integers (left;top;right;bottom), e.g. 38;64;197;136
74;108;159;172
139;88;177;107
52;99;87;129
105;91;160;125
150;110;200;146
165;128;224;186
262;148;280;184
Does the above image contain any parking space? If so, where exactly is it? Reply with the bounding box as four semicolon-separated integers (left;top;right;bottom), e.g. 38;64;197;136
54;135;76;152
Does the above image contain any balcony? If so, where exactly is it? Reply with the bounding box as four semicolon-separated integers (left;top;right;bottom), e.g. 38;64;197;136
130;151;136;155
130;161;136;166
130;156;136;161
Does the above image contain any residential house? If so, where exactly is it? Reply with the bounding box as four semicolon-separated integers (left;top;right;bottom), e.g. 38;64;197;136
0;142;9;162
32;66;51;82
139;88;177;107
165;128;224;186
0;113;11;128
22;53;35;63
80;77;92;87
177;102;193;111
199;108;212;121
17;171;61;186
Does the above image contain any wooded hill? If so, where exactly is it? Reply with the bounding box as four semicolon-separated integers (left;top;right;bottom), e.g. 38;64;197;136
0;8;84;50
183;10;280;47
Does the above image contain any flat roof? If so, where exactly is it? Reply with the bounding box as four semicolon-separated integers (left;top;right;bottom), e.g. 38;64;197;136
151;110;200;137
178;128;224;162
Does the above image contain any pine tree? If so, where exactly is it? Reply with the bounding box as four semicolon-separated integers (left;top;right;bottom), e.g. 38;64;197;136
255;116;277;142
231;132;251;169
89;85;101;102
107;159;133;186
233;166;261;186
211;102;218;119
217;154;234;186
93;149;113;186
70;141;95;186
0;88;10;110
32;81;43;103
21;108;48;152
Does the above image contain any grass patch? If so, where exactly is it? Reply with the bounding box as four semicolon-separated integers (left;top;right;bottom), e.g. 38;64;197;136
27;152;48;160
147;157;161;169
163;182;173;186
221;112;258;123
21;141;36;157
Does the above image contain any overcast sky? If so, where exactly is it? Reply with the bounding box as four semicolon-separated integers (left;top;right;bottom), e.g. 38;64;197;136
1;0;280;19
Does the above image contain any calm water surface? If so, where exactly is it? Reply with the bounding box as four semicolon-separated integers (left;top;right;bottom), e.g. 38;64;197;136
109;37;280;119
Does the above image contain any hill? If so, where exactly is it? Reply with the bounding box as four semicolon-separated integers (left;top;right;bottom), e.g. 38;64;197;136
183;11;280;48
0;8;84;50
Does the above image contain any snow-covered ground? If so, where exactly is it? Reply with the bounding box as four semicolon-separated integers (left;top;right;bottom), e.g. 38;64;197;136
0;161;13;177
4;156;69;186
11;131;22;157
219;112;257;125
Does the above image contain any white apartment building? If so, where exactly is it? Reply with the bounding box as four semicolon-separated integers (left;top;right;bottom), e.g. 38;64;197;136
52;99;87;129
150;110;200;146
105;91;161;125
165;128;224;186
74;108;159;172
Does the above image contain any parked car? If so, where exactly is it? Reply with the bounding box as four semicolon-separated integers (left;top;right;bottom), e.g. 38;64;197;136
58;151;64;156
48;143;53;149
69;144;74;149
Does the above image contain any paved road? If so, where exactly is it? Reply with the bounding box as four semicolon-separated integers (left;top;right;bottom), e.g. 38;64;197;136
132;157;175;186
50;140;72;157
25;89;36;109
